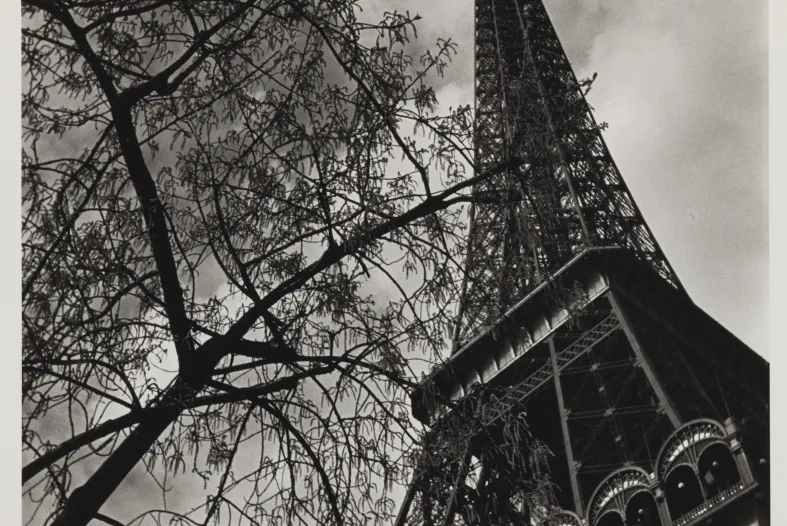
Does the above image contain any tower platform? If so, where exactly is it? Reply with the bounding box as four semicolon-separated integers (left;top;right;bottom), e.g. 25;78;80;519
410;247;768;526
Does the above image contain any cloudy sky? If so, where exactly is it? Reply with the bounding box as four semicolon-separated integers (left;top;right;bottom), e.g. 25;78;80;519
366;0;769;357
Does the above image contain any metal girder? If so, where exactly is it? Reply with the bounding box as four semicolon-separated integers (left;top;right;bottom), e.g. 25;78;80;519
550;337;584;516
467;313;621;430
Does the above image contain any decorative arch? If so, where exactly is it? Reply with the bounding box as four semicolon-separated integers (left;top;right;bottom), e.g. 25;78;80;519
586;467;653;526
538;510;582;526
664;464;704;521
655;419;726;482
625;490;662;525
697;441;740;498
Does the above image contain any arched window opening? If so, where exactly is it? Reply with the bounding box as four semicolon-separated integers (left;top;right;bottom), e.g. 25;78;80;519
595;511;624;526
655;419;727;483
625;491;662;526
587;467;652;526
698;443;740;498
665;465;704;520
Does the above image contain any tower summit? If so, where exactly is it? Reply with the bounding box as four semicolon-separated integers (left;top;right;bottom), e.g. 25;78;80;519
396;1;769;526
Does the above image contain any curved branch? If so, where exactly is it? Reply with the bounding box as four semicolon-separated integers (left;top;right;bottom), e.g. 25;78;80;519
254;397;345;526
22;366;321;484
23;366;135;409
24;358;142;409
303;8;433;197
201;408;253;526
67;271;158;327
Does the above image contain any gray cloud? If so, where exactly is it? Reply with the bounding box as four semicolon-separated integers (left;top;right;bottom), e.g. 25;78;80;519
546;0;768;354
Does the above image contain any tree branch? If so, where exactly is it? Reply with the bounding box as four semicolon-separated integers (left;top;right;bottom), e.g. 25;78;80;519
23;363;324;484
119;1;273;106
24;0;121;102
24;358;142;409
225;156;525;340
302;8;434;197
26;0;198;366
253;397;345;526
23;366;135;409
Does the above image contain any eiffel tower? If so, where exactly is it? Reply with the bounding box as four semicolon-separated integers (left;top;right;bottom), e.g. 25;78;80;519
395;1;769;525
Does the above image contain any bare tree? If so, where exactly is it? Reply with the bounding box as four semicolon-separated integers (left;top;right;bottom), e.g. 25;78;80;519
21;1;545;525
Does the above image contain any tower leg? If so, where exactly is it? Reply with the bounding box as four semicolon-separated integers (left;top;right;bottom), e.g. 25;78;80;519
549;337;584;516
394;471;420;526
608;292;682;428
440;449;473;526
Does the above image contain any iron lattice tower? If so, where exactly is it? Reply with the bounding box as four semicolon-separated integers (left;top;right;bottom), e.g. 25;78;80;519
397;2;770;526
453;0;679;350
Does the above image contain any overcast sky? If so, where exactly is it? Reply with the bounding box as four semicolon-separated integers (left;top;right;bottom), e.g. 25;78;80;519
366;0;769;357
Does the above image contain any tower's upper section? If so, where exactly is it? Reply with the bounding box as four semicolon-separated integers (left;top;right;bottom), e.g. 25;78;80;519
453;0;682;350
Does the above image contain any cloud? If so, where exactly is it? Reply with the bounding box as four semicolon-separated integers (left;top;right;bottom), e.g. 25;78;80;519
544;0;768;354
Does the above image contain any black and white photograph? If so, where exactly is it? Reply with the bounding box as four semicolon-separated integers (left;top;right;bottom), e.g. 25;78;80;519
16;1;777;525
